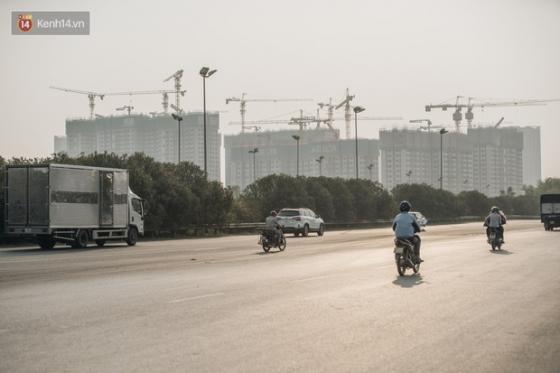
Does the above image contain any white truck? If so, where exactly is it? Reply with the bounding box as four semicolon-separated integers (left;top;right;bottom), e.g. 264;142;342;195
3;164;144;249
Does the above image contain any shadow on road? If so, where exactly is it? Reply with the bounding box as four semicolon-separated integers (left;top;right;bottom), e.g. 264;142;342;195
489;249;513;255
254;250;284;256
392;274;425;288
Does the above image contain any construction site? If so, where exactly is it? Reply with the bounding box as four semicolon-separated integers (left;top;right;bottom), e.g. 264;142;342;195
51;71;552;196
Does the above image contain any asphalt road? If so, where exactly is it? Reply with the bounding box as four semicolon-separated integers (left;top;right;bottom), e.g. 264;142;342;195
1;220;559;373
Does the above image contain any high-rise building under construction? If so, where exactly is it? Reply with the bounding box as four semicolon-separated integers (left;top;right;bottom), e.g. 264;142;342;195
379;129;473;193
224;128;380;191
63;112;221;181
379;126;533;196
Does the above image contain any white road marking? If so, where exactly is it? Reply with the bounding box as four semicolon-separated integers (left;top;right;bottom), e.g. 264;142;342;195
168;292;224;304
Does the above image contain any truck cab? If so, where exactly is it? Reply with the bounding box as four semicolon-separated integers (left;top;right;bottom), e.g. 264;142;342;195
128;189;144;238
541;194;560;231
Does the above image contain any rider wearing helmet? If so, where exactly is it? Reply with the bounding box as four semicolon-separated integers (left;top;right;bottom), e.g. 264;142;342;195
265;210;282;243
392;200;423;263
484;206;507;243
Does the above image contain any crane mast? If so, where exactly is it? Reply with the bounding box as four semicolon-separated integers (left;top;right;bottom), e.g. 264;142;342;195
335;88;355;139
163;69;184;113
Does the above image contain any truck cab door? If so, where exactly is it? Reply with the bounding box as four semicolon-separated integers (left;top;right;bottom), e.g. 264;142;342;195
129;197;144;235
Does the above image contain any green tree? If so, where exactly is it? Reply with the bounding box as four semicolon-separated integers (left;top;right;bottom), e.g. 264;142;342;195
536;178;560;195
457;191;489;217
304;178;335;221
319;178;355;222
345;179;392;221
392;183;460;220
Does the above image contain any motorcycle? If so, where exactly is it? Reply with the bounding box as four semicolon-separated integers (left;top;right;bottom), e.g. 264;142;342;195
394;237;420;276
259;229;287;253
488;227;503;251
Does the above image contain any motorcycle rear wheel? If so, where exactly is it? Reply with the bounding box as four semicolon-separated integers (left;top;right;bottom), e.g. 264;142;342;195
262;242;270;253
396;254;406;276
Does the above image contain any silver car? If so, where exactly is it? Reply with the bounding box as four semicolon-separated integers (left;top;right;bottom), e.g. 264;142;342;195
410;211;428;227
278;208;325;237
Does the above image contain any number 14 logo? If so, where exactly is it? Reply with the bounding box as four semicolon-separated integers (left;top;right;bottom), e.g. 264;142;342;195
18;14;33;32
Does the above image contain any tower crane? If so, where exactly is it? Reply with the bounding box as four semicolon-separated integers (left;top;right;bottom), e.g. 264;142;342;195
225;93;312;133
49;86;105;120
108;89;186;114
116;105;134;116
50;86;185;118
163;69;184;113
317;98;336;132
228;113;330;132
335;88;355;139
425;96;560;132
320;94;401;137
230;113;402;135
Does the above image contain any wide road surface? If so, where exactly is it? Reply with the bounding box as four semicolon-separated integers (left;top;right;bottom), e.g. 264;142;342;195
1;220;559;372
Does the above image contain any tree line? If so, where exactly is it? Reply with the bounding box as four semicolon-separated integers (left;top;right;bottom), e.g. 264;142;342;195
0;153;233;236
1;153;559;239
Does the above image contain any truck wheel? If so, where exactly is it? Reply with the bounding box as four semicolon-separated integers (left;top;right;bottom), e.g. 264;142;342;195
75;230;89;248
126;227;138;246
95;240;106;247
37;236;56;250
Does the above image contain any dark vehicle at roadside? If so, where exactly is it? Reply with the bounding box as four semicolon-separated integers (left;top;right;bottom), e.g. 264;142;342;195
541;194;560;231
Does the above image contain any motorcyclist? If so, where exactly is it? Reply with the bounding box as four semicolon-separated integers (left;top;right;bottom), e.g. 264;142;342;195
265;210;282;244
392;200;423;263
484;206;507;243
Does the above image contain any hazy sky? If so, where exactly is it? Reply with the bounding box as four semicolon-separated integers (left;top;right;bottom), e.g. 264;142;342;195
2;0;559;177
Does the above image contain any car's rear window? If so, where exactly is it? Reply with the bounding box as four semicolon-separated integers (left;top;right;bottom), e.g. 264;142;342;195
279;210;300;217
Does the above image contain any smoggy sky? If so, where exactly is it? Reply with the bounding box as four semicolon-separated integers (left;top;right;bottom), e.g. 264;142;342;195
1;0;559;178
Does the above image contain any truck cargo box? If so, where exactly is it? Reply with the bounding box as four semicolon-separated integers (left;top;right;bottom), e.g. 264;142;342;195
4;164;129;234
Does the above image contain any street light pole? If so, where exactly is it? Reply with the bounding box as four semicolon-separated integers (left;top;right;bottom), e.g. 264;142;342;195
367;163;374;181
316;155;324;176
406;170;412;184
199;67;217;177
171;113;183;163
292;135;300;177
439;128;448;190
248;148;259;183
353;106;365;179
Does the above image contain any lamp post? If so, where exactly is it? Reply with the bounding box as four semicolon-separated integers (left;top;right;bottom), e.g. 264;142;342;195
292;135;300;177
367;163;374;181
248;148;259;183
353;106;365;179
199;66;217;177
171;113;183;163
439;128;448;190
316;155;324;176
406;170;412;184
